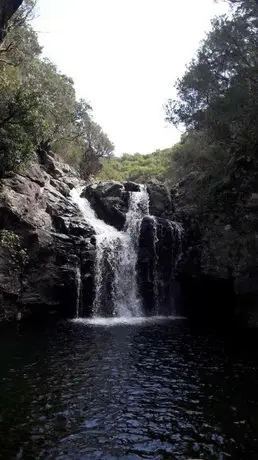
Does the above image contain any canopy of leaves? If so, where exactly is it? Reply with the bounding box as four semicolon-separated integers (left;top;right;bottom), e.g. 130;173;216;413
165;0;258;207
98;148;171;183
0;1;114;177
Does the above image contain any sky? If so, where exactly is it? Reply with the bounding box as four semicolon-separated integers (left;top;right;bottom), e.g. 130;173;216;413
32;0;228;155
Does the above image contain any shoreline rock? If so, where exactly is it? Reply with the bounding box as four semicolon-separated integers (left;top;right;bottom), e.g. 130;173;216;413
0;152;95;321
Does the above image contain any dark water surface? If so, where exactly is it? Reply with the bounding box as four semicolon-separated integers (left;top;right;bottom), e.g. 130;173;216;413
0;318;258;460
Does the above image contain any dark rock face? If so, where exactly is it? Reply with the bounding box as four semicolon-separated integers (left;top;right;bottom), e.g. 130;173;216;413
82;181;129;230
171;171;258;324
147;181;173;218
137;216;183;316
123;182;140;192
0;0;22;41
137;217;156;313
0;152;95;321
178;273;236;327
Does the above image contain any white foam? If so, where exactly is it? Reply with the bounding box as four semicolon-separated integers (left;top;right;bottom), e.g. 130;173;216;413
70;186;149;318
71;316;187;327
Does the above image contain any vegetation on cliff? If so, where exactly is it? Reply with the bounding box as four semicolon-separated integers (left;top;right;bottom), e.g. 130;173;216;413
165;0;258;209
0;0;114;178
97;148;171;183
99;0;257;211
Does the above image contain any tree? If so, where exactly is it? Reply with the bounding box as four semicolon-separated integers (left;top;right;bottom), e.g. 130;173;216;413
0;21;49;174
76;100;114;179
166;0;258;143
98;148;170;183
0;3;114;177
165;0;258;199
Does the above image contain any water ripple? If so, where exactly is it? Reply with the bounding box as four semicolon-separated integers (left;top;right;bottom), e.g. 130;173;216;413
0;321;258;459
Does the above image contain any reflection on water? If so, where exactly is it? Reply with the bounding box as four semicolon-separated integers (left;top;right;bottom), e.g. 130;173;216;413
0;319;258;459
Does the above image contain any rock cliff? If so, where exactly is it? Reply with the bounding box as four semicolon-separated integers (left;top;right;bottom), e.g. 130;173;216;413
171;170;258;325
0;151;95;321
0;0;22;41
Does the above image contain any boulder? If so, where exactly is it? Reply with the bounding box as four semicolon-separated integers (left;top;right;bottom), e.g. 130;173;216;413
82;181;129;230
147;181;172;217
123;181;140;192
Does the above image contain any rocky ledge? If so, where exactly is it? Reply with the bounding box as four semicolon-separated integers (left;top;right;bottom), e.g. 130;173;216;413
0;151;95;321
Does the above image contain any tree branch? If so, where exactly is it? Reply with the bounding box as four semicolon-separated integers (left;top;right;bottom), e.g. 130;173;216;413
0;41;13;53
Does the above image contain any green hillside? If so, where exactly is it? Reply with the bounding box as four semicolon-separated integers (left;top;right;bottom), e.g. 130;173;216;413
98;147;172;183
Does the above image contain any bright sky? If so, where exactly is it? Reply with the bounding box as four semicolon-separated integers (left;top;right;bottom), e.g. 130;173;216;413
32;0;228;155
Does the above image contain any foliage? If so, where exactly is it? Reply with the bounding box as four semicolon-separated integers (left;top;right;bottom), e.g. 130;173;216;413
98;148;171;183
75;100;114;179
0;1;114;177
166;132;226;182
165;0;258;206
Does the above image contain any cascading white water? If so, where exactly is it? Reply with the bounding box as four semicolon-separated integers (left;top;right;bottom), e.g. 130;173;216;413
71;185;184;320
112;186;149;317
70;186;149;318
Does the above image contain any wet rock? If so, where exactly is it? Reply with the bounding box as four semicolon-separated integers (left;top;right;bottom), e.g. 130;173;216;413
245;193;258;210
123;181;140;192
82;181;129;230
137;216;156;313
137;216;183;315
0;151;95;321
147;181;172;217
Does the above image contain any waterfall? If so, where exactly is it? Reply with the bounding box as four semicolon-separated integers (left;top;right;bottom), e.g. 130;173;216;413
70;186;149;318
71;185;184;319
112;186;149;317
75;265;81;318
